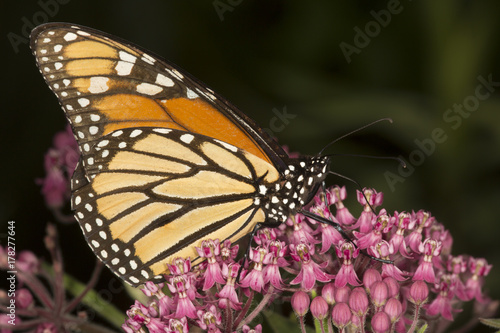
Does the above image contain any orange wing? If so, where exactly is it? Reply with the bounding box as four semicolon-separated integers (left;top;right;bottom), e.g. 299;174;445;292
30;23;287;170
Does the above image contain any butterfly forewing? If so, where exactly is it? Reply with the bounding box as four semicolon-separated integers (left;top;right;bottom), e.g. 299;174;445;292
30;23;287;170
71;127;277;286
31;23;333;288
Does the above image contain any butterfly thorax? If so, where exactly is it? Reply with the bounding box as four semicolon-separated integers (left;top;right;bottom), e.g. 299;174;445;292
257;156;330;225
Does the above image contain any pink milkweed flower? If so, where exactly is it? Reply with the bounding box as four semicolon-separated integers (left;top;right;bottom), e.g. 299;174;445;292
196;305;222;333
334;240;361;287
356;188;383;233
239;247;271;292
167;276;198;319
327;186;356;225
389;211;412;258
446;255;470;301
413;238;442;283
309;204;344;253
166;317;189;333
425;223;453;265
355;210;393;249
465;257;492;303
263;240;288;289
217;263;242;310
196;239;226;290
219;239;239;263
370;240;407;281
286;214;318;245
406;210;435;252
426;275;461;320
289;242;335;291
167;257;196;301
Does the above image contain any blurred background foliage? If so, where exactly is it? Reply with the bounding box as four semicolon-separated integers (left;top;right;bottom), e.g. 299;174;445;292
2;0;500;327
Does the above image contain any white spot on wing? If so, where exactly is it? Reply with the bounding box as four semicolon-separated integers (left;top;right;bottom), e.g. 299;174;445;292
215;140;238;152
141;53;155;64
155;73;174;87
54;45;63;52
89;126;99;135
88;76;109;93
115;61;134;76
64;32;77;41
78;98;90;107
180;134;194;144
119;51;137;63
186;88;199;99
153;128;171;134
136;83;162;95
130;129;142;137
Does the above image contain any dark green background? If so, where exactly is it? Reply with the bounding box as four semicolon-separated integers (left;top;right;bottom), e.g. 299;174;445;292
2;0;499;329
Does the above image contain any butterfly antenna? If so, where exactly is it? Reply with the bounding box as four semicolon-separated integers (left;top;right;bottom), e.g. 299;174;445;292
318;118;393;156
328;153;407;168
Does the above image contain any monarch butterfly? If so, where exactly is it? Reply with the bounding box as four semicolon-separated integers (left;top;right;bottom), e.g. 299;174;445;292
31;23;332;287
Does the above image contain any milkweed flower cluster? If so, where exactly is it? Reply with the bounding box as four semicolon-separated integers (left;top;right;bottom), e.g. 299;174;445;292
28;127;498;332
123;186;497;333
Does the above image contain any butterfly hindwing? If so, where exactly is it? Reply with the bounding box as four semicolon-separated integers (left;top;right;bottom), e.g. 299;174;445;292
71;127;278;286
30;23;288;171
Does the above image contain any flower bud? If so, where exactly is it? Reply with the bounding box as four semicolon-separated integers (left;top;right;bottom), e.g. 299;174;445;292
331;302;351;329
408;280;429;306
349;287;369;317
363;268;381;291
334;286;351;303
370;281;388;308
384;297;403;323
383;277;399;298
321;283;336;305
310;296;329;321
291;291;310;317
371;312;390;333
